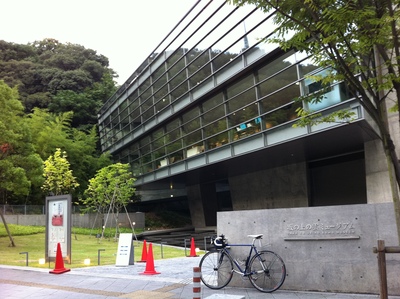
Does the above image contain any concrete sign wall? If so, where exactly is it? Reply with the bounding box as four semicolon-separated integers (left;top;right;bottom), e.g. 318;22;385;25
217;203;399;295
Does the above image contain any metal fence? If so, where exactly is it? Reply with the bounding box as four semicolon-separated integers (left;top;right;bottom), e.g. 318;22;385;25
373;239;400;299
0;205;83;215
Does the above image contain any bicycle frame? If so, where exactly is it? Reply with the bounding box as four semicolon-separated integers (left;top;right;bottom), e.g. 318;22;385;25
200;234;286;293
220;237;263;275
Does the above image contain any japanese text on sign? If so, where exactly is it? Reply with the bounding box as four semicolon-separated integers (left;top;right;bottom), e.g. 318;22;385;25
286;222;356;236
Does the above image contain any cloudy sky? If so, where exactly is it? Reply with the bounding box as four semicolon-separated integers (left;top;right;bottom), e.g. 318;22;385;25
1;0;197;84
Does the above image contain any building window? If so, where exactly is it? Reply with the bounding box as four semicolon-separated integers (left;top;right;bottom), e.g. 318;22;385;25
205;129;229;149
263;102;301;129
260;83;300;115
303;68;351;111
258;66;299;98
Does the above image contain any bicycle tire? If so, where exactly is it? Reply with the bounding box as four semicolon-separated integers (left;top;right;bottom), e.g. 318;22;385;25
248;250;286;292
199;250;233;289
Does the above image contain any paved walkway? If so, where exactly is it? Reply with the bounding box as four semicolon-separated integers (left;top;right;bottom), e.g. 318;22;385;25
1;256;399;299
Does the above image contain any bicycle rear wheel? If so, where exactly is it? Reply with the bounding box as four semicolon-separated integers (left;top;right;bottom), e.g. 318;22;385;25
199;250;233;289
249;250;286;292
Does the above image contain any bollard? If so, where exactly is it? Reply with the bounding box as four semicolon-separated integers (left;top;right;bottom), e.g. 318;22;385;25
184;238;189;256
193;266;201;299
204;236;212;252
160;241;167;259
20;252;28;266
98;249;105;265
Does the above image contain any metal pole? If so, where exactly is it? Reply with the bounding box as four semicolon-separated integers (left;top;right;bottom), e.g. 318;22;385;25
160;241;167;259
20;252;28;266
204;236;211;252
184;239;189;256
98;249;105;265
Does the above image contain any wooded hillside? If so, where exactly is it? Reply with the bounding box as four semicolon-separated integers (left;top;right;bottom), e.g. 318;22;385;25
0;39;117;205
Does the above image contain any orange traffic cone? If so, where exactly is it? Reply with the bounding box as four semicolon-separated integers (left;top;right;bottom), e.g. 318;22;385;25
137;240;148;262
188;237;198;257
140;243;160;275
50;243;70;274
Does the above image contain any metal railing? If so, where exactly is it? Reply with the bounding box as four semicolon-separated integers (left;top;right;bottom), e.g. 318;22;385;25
373;239;400;299
0;205;83;215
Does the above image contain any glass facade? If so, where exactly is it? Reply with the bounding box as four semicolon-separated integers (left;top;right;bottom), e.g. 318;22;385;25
98;0;354;180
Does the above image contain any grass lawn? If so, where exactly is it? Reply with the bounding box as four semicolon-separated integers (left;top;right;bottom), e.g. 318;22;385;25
0;224;199;268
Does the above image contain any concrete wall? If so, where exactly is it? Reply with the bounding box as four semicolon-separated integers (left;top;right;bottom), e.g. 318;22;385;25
229;162;309;210
3;212;145;229
217;202;399;295
2;215;45;226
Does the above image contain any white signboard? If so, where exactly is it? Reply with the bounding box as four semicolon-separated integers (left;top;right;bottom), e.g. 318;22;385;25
115;233;134;266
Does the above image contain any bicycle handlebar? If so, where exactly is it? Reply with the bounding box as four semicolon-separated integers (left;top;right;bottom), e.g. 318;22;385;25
213;236;221;246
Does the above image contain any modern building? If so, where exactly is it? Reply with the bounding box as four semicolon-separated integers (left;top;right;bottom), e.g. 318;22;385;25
97;0;394;229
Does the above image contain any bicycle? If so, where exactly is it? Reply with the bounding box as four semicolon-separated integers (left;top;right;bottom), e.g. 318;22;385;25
199;234;286;293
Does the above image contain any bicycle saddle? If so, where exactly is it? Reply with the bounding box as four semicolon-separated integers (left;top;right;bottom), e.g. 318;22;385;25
248;234;263;239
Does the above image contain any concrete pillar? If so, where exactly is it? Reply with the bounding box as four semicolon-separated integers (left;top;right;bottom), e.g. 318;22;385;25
187;183;219;228
364;139;393;203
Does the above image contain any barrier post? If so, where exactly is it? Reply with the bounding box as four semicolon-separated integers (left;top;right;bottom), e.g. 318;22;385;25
98;249;105;265
160;241;167;259
193;266;201;299
184;238;189;256
19;252;28;266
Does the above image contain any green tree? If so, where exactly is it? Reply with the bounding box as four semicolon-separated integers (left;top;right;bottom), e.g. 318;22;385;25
0;81;43;204
65;127;112;198
28;109;73;159
49;73;117;129
81;163;136;237
0;39;115;204
231;0;400;241
27;109;112;201
82;163;136;213
0;38;117;121
42;148;79;196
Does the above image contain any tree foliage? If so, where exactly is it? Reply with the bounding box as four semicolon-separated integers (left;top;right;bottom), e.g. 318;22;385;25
49;73;116;129
42;148;79;196
231;0;400;240
81;163;137;214
0;39;117;129
0;38;116;205
27;108;112;200
0;82;112;204
0;81;43;203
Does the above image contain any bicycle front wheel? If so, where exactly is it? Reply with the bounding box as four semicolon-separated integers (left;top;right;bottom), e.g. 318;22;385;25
199;250;233;289
249;250;286;292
